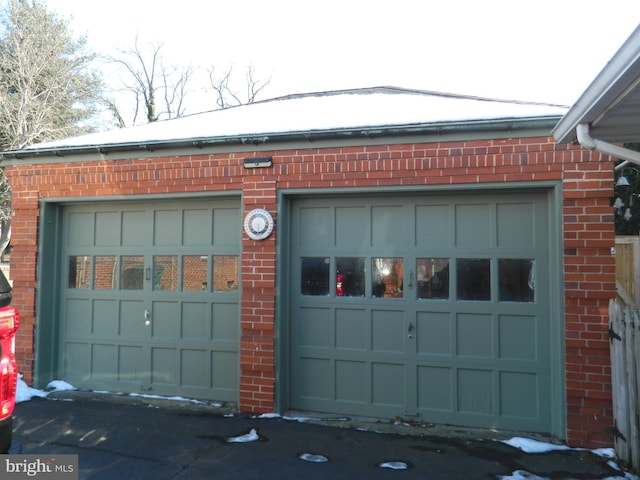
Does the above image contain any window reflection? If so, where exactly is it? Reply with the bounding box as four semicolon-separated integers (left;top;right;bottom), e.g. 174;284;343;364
417;258;449;299
372;258;403;298
153;256;178;291
301;257;329;295
336;257;365;297
94;256;116;290
121;256;144;290
183;256;208;291
499;259;535;302
456;258;491;301
213;255;239;291
68;256;91;289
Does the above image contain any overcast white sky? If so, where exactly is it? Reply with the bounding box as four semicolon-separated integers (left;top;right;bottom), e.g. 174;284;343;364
42;1;640;113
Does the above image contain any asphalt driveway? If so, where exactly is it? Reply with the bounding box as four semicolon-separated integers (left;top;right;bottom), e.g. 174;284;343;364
10;394;633;480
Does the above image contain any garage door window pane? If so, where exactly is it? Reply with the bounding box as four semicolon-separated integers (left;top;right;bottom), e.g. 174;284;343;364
336;257;365;297
121;256;144;290
153;256;178;291
457;258;490;301
183;256;208;291
372;258;403;298
68;255;91;289
417;258;449;299
499;259;535;302
301;257;329;296
213;255;239;291
94;256;116;290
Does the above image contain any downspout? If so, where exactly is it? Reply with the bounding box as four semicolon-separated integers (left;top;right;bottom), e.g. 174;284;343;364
576;123;640;170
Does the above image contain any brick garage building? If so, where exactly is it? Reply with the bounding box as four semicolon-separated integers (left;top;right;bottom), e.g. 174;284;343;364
0;87;616;448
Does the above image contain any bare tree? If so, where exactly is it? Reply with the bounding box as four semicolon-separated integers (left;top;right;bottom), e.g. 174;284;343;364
208;63;271;109
0;0;105;254
0;0;103;149
109;38;193;125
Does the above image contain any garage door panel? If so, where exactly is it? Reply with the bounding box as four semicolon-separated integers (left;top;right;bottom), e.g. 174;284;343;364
180;349;208;387
64;342;90;384
298;307;333;348
95;212;120;246
458;369;493;415
119;300;146;338
336;206;368;247
298;357;332;400
455;204;491;248
415;204;450;248
290;191;553;433
418;366;453;411
213;208;241;246
499;315;538;360
151;301;179;339
182;302;208;339
371;309;404;353
66;299;91;333
212;351;238;395
118;345;145;384
92;344;116;379
154;210;181;245
93;300;118;335
372;362;404;406
122;211;148;246
60;199;240;403
151;347;177;386
299;207;331;247
336;308;367;350
212;302;239;341
500;371;539;418
416;311;452;356
372;205;403;247
183;209;211;246
336;360;367;403
497;203;535;247
68;212;94;247
456;313;493;358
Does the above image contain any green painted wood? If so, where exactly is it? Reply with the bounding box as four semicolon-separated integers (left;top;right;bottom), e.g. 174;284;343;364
59;198;241;402
289;192;554;433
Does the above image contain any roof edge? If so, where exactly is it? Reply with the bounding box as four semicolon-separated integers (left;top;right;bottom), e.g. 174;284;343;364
1;117;562;162
552;25;640;143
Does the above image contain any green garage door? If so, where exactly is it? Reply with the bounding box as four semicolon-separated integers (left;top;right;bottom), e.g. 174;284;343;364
290;191;554;432
60;198;241;402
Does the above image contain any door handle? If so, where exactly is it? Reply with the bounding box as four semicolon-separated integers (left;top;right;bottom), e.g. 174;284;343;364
144;309;151;326
408;321;413;339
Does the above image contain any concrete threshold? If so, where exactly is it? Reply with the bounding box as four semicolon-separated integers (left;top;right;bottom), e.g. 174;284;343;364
44;389;560;444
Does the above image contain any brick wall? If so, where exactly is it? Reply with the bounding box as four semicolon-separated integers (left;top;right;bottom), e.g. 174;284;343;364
3;136;616;448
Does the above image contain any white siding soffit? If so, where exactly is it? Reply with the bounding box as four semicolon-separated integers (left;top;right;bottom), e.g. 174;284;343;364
552;26;640;169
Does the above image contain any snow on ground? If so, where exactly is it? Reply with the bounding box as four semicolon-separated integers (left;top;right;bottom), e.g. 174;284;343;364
14;379;640;478
15;375;75;403
501;437;572;454
225;428;259;443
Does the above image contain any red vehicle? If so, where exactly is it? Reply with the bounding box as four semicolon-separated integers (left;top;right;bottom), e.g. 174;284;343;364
0;271;18;454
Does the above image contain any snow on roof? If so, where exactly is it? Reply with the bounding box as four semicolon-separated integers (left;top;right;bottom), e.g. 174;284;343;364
26;86;568;151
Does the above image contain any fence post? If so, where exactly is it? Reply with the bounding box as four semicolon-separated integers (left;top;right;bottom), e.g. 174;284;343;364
610;299;630;465
625;308;639;470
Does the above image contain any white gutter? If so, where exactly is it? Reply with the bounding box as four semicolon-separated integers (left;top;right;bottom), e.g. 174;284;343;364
576;123;640;171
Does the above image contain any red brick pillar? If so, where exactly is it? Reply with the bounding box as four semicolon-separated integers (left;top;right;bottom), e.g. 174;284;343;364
239;177;277;413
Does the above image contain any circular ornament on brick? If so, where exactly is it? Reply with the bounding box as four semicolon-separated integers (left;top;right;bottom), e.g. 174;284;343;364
244;208;274;240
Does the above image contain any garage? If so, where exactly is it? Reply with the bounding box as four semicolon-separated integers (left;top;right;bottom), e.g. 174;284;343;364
2;86;618;446
289;190;554;432
59;197;241;402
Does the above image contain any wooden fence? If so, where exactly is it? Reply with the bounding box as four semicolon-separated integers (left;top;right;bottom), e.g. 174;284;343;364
609;300;640;473
616;236;640;308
